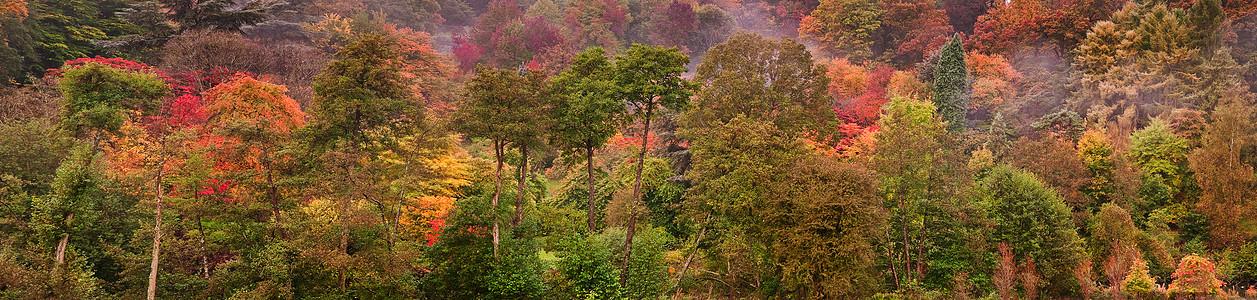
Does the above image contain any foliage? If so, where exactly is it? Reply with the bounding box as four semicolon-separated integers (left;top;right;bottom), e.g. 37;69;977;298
767;155;886;298
686;32;836;142
1188;92;1257;249
931;34;970;133
1167;254;1224;297
982;164;1086;296
798;0;882;61
56;62;170;138
307;34;422;151
1130;120;1192;192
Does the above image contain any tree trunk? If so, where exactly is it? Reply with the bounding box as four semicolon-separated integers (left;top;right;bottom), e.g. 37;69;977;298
55;213;72;266
265;146;279;225
339;169;352;291
621;106;653;287
147;169;165;300
903;216;912;282
672;213;708;298
197;215;209;279
916;216;927;281
492;140;503;260
586;146;596;232
513;143;528;226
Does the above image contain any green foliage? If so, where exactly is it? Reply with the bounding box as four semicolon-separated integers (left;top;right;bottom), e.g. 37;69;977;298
931;33;970;133
552;47;624;162
686;32;836;142
613;44;693;119
0;15;37;85
308;34;422;151
0;119;72;192
1130;120;1191;191
982;164;1086;296
798;0;882;61
25;0;141;70
597;226;670;299
553;233;622;299
56;62;169;137
455;65;552;148
421;189;546;299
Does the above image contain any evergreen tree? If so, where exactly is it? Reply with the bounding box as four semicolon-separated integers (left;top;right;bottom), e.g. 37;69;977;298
931;33;971;133
983;164;1087;296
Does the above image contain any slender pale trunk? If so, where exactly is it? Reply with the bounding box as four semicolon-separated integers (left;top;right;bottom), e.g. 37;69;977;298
585;146;596;232
513;143;528;226
492;141;503;259
339;167;352;291
55;213;73;265
672;213;709;298
197;215;209;278
903;219;912;282
147;168;165;300
886;244;901;290
621;105;653;287
916;216;927;281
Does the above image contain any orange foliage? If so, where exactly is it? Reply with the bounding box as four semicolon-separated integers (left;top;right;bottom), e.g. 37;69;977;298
827;58;868;100
966;52;1021;110
203;75;306;134
0;0;26;17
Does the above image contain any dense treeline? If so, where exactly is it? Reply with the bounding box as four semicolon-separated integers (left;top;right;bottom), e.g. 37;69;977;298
1;0;1257;299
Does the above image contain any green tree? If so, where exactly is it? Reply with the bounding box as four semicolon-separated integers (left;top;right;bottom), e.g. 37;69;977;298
983;164;1087;296
454;65;550;258
931;33;971;133
611;43;692;285
56;62;169;140
872;96;974;290
303;34;424;291
684;32;836;142
551;47;625;232
797;0;882;61
1130;120;1191;192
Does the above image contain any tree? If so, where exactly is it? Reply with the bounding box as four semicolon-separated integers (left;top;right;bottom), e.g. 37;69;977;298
685;32;836;142
24;0;140;70
684;115;808;295
931;33;970;133
454;65;549;257
651;0;696;49
1130;120;1191;193
57;62;170;140
552;47;624;232
304;34;423;290
1188;91;1257;249
767;155;886;298
1167;255;1224;297
202;75;306;224
798;0;882;61
611;43;692;286
878;0;954;66
871;96;971;289
158;0;270;32
983;164;1087;296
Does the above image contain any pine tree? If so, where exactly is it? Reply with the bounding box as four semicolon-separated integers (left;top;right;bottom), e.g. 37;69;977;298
931;33;971;133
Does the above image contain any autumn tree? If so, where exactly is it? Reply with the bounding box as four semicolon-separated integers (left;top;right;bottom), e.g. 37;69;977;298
57;62;169;141
612;43;692;286
551;47;624;232
877;0;954;66
798;0;882;61
1167;255;1225;297
767;155;886;298
1188;90;1257;249
931;33;970;133
202;75;306;224
651;0;697;50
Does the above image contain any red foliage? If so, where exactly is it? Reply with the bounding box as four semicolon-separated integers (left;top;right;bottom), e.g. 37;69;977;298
453;35;485;72
653;0;698;49
971;0;1120;54
836;66;894;127
881;0;955;65
425;219;446;246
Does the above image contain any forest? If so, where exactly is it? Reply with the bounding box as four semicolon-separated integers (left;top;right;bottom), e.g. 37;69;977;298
1;0;1256;298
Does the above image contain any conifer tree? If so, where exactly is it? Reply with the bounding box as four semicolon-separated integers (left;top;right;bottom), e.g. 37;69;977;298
931;33;971;133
